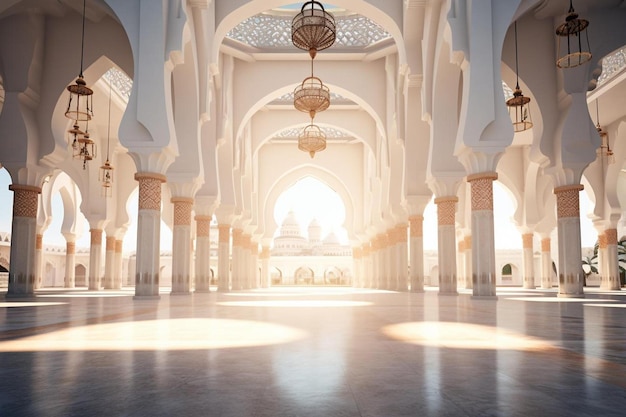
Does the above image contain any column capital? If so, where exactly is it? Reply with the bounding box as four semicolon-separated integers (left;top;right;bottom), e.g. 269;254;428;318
554;184;583;219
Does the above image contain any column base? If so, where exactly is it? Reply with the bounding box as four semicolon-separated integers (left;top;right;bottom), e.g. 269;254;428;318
4;293;37;300
557;293;585;298
170;291;192;296
471;295;498;300
438;291;458;296
133;295;161;300
194;289;211;293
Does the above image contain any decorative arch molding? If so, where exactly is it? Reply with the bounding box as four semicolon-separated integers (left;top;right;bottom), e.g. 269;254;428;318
212;0;406;66
236;81;386;154
262;167;356;242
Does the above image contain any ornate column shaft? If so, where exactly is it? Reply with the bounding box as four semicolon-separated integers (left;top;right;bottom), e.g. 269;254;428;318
468;172;498;298
464;235;472;289
231;229;243;290
435;196;458;295
387;230;397;290
604;229;621;290
103;236;116;289
458;239;466;288
396;224;408;291
114;239;123;289
522;233;535;289
217;224;231;292
7;185;40;297
409;215;424;292
540;237;553;289
598;232;607;286
171;197;193;294
352;247;362;288
65;240;76;288
194;215;212;292
250;240;259;289
554;184;584;297
34;233;43;289
88;229;103;290
363;243;372;288
134;172;166;298
260;246;271;288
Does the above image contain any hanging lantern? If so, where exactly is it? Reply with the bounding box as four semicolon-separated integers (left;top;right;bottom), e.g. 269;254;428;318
294;74;330;119
555;0;592;68
291;1;336;59
595;100;614;164
73;129;96;170
298;123;326;158
100;159;114;196
506;22;533;132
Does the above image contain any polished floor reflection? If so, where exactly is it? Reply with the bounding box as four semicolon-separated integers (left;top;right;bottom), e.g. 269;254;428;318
1;286;626;416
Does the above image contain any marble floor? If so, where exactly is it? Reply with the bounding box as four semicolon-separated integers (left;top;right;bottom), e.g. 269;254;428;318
1;286;626;417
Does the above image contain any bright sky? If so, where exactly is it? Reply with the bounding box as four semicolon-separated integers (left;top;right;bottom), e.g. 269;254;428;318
0;167;598;252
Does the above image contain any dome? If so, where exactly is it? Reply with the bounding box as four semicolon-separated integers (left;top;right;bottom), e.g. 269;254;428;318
323;231;340;245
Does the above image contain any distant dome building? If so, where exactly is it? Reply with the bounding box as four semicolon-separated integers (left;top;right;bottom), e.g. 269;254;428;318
271;212;351;257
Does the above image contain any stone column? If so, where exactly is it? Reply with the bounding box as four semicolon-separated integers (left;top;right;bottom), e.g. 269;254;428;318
103;235;116;289
242;234;252;289
458;239;466;288
380;234;389;289
260;245;270;288
540;237;552;289
435;196;458;295
171;197;193;295
65;240;76;288
88;229;103;290
134;172;166;298
387;230;397;290
231;229;242;290
409;215;424;292
114;239;123;289
604;229;621;290
371;238;379;288
217;224;231;292
250;240;259;289
362;243;371;288
464;235;473;289
194;215;212;292
467;172;498;298
554;184;584;297
352;247;362;288
597;232;607;285
396;224;408;291
522;233;535;289
7;185;40;297
34;233;43;289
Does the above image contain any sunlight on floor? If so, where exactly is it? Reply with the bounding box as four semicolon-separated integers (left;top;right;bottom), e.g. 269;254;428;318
0;318;308;352
218;300;372;307
382;321;556;351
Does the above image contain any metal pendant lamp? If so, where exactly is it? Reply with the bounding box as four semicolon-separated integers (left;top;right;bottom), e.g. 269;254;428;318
291;1;336;59
555;0;592;68
506;22;533;133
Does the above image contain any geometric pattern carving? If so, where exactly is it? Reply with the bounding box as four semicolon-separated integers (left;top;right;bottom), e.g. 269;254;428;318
226;14;391;49
195;216;211;238
467;172;497;211
554;185;583;219
36;234;43;250
597;47;626;86
115;240;123;253
541;238;550;252
260;246;271;259
605;229;618;245
66;241;76;255
353;247;362;259
135;173;166;211
435;196;458;226
396;225;407;243
464;235;472;249
172;198;193;226
9;185;41;218
218;225;231;244
106;236;116;251
409;215;423;237
599;233;607;249
90;229;102;246
522;233;533;249
459;240;465;252
232;229;243;247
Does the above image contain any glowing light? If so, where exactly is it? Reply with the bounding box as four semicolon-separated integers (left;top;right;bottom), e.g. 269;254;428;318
218;300;371;308
383;321;555;351
0;318;308;352
506;297;619;303
0;302;67;308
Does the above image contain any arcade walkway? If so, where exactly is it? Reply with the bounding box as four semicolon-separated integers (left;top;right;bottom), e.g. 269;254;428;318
1;287;626;416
